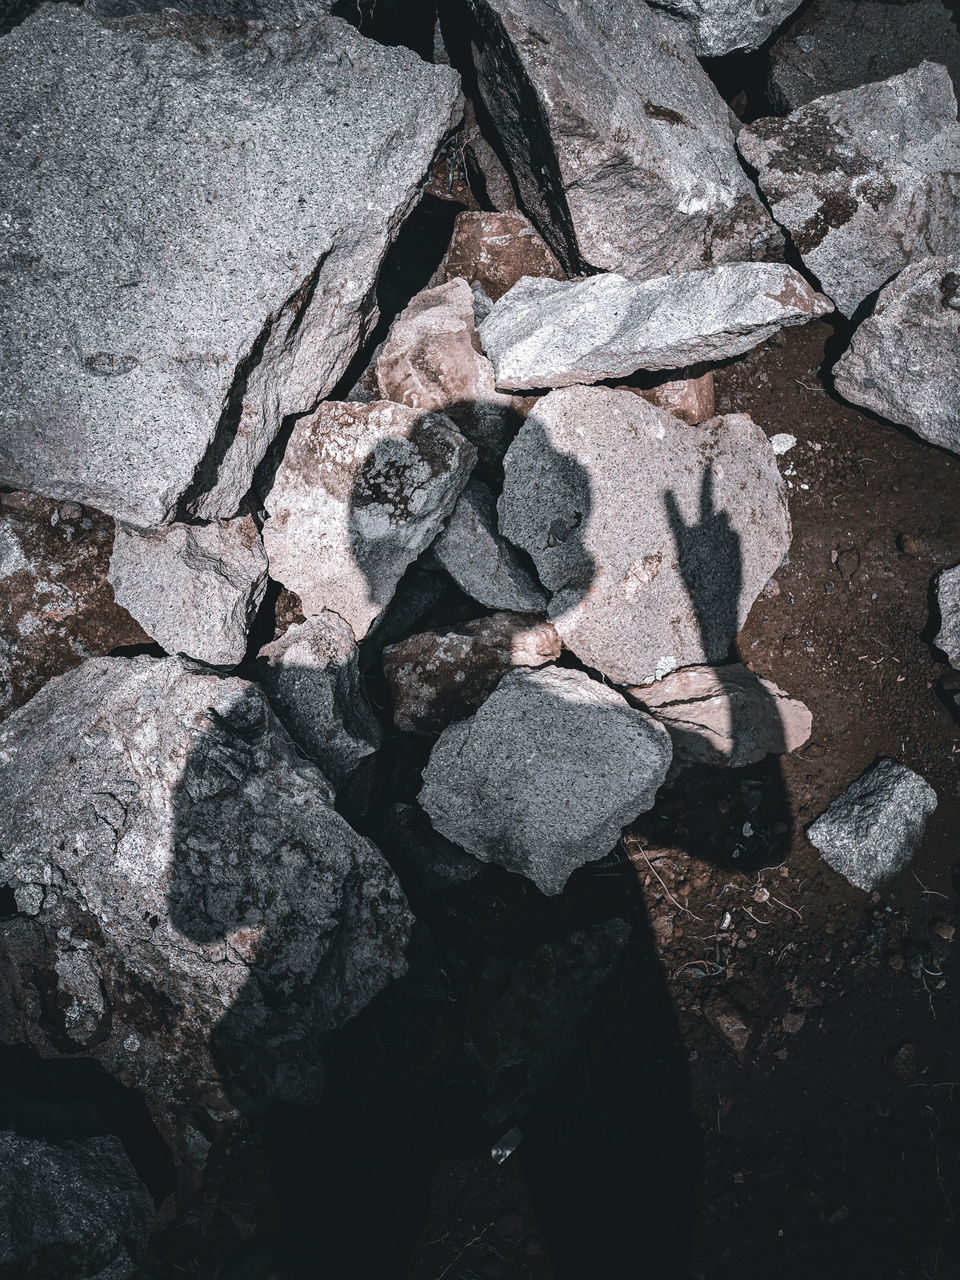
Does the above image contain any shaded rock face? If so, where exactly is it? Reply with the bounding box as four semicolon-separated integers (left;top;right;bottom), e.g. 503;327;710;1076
0;492;147;719
463;0;779;278
383;802;484;897
738;63;960;317
650;0;803;57
832;256;960;457
0;6;460;527
0;1128;155;1280
418;665;672;896
0;657;412;1141
935;563;960;669
108;516;267;666
499;388;792;686
261;400;476;639
806;758;938;892
437;210;564;302
383;611;560;733
635;372;715;426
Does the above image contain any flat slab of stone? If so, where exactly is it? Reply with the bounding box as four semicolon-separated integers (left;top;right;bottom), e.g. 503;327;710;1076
478;265;831;391
652;0;803;57
498;388;792;686
738;64;960;317
935;563;960;669
833;256;960;458
806;758;937;891
437;211;564;302
419;665;672;895
0;6;460;525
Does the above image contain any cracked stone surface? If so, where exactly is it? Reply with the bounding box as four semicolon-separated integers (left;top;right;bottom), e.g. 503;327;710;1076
650;0;803;56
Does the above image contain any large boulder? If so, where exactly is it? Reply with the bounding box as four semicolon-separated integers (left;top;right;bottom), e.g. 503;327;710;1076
738;63;960;317
934;563;960;668
832;256;960;457
478;264;831;391
651;0;804;57
0;6;460;526
418;665;672;895
463;0;779;278
498;388;792;686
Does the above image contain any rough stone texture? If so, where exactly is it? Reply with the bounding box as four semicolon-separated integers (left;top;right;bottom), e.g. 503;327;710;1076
464;0;780;279
626;663;812;770
832;256;960;457
374;278;522;465
767;0;960;113
432;480;547;612
258;611;381;787
0;656;412;1144
108;516;267;666
0;1128;153;1280
458;99;519;213
635;372;715;426
478;265;831;390
935;563;960;668
419;665;672;895
383;612;560;734
650;0;803;56
806;758;938;891
0;493;147;719
738;64;960;317
499;388;792;686
0;6;460;526
88;0;334;16
438;211;564;302
261;400;476;639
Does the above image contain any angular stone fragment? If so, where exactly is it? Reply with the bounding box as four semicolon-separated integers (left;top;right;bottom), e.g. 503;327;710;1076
738;64;960;317
767;0;960;113
626;663;812;769
934;563;960;668
833;256;960;456
650;0;803;57
432;480;547;612
261;401;476;639
0;6;460;526
419;665;672;895
438;211;564;302
635;372;715;426
499;388;792;686
464;0;779;278
383;612;560;734
0;657;412;1138
478;265;831;391
108;516;267;666
258;611;381;787
806;758;938;891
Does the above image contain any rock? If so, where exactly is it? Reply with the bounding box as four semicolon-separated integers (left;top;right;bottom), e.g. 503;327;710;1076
499;388;792;686
771;433;797;455
432;480;547;612
0;656;413;1144
374;278;521;464
0;1128;154;1280
0;492;147;719
418;665;672;895
703;997;753;1061
651;0;803;56
737;64;960;317
258;611;382;787
463;0;779;278
437;211;564;302
626;663;812;769
108;516;267;666
458;100;519;213
0;6;460;526
832;256;960;457
261;400;476;640
383;803;484;897
934;562;960;668
478;264;831;391
806;758;938;891
635;372;715;426
383;612;560;734
767;0;960;113
88;0;334;16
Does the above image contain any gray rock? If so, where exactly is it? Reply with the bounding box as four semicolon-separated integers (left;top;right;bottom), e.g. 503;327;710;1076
259;611;382;787
261;400;476;639
464;0;780;278
806;758;938;891
738;63;960;317
768;0;960;113
0;6;460;526
935;562;960;668
832;256;960;456
650;0;803;57
88;0;333;17
0;1128;154;1280
498;388;792;686
432;480;547;611
108;516;267;666
384;803;484;897
418;665;672;895
478;264;831;391
0;656;412;1149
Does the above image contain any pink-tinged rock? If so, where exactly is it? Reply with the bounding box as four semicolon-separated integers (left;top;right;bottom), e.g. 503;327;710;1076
634;372;715;426
383;612;560;734
439;211;564;302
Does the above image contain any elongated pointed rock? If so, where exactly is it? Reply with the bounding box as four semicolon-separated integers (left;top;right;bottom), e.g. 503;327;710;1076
651;0;804;57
